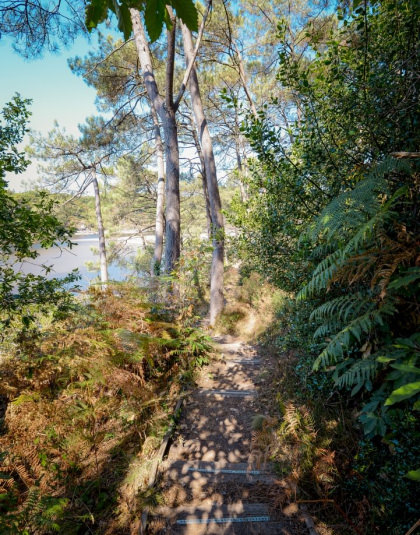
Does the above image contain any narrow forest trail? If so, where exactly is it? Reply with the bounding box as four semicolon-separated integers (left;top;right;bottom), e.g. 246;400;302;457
147;335;314;535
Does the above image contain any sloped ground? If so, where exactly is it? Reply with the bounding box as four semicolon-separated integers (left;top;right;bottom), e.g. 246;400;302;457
147;335;312;534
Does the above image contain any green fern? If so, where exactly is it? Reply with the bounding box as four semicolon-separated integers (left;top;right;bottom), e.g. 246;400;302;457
313;302;395;370
297;249;344;299
309;157;410;242
11;489;68;534
333;357;379;395
343;187;406;256
300;155;417;436
310;293;370;323
313;320;343;339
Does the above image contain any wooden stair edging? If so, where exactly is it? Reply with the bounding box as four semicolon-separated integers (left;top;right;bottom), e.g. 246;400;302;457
166;459;275;473
164;460;278;485
152;503;296;535
143;336;321;535
223;358;261;365
155;502;271;520
197;389;257;397
140;393;188;535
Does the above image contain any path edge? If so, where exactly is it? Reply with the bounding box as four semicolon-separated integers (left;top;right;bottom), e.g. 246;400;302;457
139;394;186;535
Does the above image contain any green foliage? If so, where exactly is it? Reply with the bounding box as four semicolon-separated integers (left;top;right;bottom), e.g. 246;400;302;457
234;0;419;434
0;489;68;535
302;156;419;434
0;94;31;176
85;0;198;42
406;469;420;482
0;96;79;335
346;411;420;535
231;0;419;531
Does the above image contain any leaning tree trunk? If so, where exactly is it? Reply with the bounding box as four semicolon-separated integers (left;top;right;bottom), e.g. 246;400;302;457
181;23;225;325
190;115;212;238
164;108;181;273
92;173;108;287
150;105;165;275
130;7;180;273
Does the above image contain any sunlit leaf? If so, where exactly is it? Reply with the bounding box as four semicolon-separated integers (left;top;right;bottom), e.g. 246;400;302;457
406;469;420;481
384;381;420;406
171;0;198;32
144;0;166;42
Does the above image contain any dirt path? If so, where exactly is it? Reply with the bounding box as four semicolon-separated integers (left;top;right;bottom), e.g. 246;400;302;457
148;335;312;534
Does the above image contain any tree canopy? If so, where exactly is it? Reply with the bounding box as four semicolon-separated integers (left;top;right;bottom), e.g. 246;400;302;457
0;0;419;533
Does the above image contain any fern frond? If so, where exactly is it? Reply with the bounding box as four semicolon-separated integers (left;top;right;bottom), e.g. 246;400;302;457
343;200;396;256
314;320;342;339
388;267;420;290
298;250;344;300
313;302;395;370
309;157;410;243
310;293;370;323
369;157;411;182
312;249;343;278
334;357;379;394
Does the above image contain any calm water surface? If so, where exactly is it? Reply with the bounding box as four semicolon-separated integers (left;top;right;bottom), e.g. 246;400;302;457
16;233;142;289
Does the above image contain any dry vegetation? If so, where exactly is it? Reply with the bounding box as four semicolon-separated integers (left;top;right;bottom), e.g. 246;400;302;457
214;271;363;534
214;269;284;341
0;284;211;534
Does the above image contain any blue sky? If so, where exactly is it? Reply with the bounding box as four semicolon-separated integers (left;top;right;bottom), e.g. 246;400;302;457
0;34;100;190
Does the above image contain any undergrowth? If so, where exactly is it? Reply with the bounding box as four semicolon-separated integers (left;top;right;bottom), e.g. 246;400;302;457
262;295;419;535
214;270;285;341
224;271;419;534
0;283;211;534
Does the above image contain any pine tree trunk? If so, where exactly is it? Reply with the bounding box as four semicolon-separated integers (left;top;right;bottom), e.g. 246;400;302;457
164;109;181;273
92;175;108;286
235;135;248;203
150;105;165;275
181;23;225;325
238;132;249;201
130;7;180;273
190;117;212;238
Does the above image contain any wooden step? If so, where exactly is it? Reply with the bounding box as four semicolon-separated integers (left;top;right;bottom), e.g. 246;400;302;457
197;389;257;398
164;460;276;485
223;359;261;365
172;521;295;534
152;503;292;534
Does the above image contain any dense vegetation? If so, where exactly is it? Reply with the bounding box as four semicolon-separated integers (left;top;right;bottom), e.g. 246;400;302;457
0;0;418;533
231;0;419;532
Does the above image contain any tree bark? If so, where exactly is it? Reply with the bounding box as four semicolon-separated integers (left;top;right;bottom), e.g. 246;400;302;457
150;105;165;275
92;174;108;286
181;23;225;325
130;7;180;273
130;5;210;273
190;114;212;238
238;132;250;201
164;108;181;273
235;141;248;203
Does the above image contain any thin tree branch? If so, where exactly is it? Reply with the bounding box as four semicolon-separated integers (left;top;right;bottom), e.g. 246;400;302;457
173;0;212;110
85;37;134;76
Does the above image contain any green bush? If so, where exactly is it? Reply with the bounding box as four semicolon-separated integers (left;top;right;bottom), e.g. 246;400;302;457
346;411;420;534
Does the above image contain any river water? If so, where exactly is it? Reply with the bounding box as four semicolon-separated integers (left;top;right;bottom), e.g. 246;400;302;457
14;233;145;289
